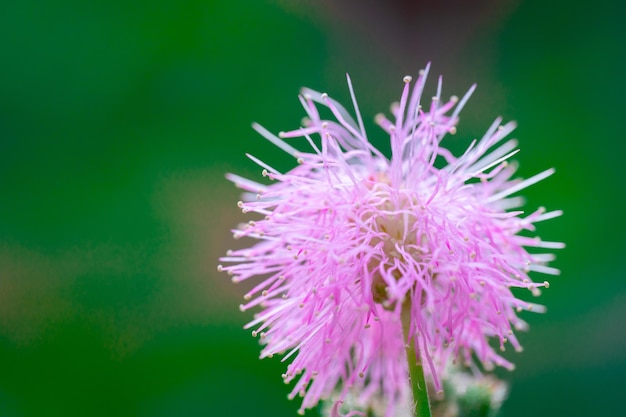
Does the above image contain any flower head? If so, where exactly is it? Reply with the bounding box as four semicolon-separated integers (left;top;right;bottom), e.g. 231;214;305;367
219;64;563;416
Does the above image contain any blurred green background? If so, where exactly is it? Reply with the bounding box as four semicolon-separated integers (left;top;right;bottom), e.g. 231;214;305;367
0;0;624;416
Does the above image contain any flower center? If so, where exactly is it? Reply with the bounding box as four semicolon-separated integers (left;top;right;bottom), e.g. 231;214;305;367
359;180;427;306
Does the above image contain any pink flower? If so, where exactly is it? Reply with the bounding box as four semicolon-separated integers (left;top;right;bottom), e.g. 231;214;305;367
218;64;563;416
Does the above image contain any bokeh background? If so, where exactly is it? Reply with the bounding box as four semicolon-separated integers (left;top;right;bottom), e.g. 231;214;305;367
1;0;624;416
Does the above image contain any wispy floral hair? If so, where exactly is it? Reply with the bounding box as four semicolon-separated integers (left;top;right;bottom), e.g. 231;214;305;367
219;64;563;416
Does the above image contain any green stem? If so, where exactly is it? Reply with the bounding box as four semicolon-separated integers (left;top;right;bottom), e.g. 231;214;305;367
402;302;432;417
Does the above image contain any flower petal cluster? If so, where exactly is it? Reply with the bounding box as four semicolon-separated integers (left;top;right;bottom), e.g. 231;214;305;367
219;64;563;416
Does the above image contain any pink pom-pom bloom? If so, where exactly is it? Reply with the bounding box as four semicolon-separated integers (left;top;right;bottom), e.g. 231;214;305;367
219;64;563;416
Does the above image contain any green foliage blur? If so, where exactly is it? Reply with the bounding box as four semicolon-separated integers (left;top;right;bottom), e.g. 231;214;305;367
0;1;624;416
